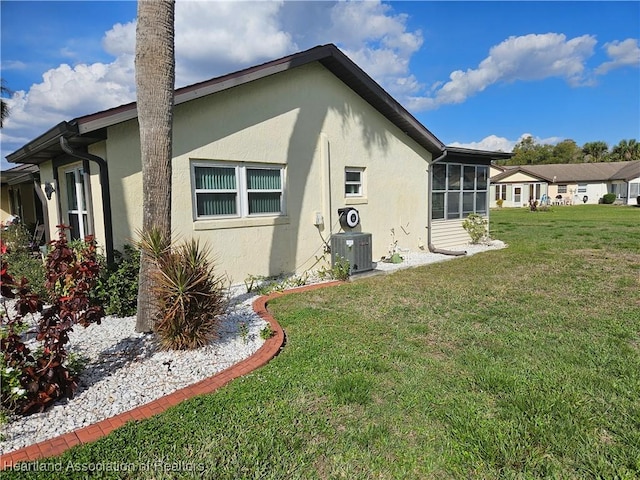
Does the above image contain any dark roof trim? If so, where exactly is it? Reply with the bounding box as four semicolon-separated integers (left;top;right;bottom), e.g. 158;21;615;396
445;146;513;160
6;122;79;164
0;163;40;185
8;44;447;164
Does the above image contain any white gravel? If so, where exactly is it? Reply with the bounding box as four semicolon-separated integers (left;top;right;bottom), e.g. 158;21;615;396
0;240;505;455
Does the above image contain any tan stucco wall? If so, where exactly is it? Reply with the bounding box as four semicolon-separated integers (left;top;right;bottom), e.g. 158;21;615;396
0;183;38;225
1;184;12;220
497;171;543;183
96;62;432;284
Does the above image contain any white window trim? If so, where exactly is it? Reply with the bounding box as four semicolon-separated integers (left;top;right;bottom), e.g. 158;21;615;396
345;167;365;198
64;165;93;240
191;161;286;220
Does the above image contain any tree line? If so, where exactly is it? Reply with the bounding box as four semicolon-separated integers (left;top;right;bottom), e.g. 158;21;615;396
497;136;640;166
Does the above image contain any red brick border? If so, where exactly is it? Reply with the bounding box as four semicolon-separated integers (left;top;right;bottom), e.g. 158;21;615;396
0;281;342;469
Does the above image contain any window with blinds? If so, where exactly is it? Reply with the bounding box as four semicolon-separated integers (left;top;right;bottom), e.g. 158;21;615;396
192;162;284;219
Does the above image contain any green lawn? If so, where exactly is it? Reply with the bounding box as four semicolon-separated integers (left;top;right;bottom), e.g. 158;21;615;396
5;205;640;479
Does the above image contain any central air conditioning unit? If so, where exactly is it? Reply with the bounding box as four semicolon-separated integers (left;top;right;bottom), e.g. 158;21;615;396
331;207;373;274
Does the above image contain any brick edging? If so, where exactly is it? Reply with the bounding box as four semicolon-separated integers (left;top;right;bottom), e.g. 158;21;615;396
0;281;342;469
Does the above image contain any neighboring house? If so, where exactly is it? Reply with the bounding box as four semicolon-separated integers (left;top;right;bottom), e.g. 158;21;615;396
6;44;509;283
0;164;47;235
490;161;640;207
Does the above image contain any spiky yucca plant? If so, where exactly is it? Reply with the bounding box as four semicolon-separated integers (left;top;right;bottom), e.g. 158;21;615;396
138;230;226;350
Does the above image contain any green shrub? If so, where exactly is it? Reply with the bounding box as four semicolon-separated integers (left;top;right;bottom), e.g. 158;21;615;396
602;193;617;204
96;245;140;317
139;231;226;350
3;250;47;300
462;213;489;244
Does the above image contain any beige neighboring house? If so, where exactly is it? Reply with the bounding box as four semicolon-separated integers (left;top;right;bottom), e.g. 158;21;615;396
0;164;47;235
490;161;640;208
6;44;509;283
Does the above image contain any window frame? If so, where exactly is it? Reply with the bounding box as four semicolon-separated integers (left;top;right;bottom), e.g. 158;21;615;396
64;165;92;240
558;185;567;194
344;167;365;198
432;163;489;221
191;161;285;220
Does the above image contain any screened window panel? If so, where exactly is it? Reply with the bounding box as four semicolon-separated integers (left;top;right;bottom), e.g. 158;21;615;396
248;192;281;214
463;192;475;216
197;193;237;216
630;183;640;198
195;167;236;190
432;164;446;190
247;168;281;190
477;167;488;190
463;166;476;190
447;192;460;218
476;192;487;214
448;165;461;190
432;192;445;220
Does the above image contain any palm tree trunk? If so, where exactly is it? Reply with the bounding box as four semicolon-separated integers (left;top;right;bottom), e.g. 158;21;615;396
135;0;175;333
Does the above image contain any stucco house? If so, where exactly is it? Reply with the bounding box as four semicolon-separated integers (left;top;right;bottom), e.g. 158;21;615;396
0;164;46;235
490;161;640;208
6;44;510;283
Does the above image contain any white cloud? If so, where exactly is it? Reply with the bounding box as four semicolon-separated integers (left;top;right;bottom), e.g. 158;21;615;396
2;0;430;165
174;0;296;85
595;38;640;74
449;133;564;152
326;1;424;98
1;60;27;71
103;21;136;57
408;33;597;111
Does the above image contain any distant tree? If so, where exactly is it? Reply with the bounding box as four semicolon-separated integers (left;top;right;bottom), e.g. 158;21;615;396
552;139;582;164
582;141;609;162
509;136;538;165
1;79;11;128
509;136;553;165
611;139;640;162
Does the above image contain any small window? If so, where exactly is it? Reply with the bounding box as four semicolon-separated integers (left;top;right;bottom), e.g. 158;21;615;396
558;185;567;194
578;184;587;193
345;168;364;197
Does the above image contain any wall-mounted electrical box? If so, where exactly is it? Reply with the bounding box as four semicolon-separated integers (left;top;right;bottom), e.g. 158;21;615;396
330;232;373;274
313;212;324;226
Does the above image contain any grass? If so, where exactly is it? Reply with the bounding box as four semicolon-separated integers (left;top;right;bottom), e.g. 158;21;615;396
4;205;640;479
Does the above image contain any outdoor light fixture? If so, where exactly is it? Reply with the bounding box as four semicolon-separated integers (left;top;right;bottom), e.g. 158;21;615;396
44;182;56;200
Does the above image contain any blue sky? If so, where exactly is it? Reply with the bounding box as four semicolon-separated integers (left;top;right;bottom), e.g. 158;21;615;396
1;1;639;169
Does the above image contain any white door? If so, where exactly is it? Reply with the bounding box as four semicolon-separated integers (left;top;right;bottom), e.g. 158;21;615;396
513;185;522;206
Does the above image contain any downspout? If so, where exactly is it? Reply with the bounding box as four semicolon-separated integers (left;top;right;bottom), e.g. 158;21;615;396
60;137;114;265
427;149;467;257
